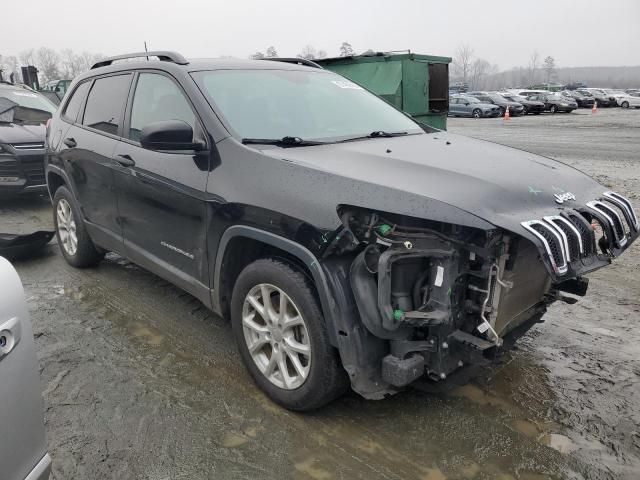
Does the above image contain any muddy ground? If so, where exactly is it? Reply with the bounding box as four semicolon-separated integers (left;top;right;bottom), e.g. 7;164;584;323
2;108;639;480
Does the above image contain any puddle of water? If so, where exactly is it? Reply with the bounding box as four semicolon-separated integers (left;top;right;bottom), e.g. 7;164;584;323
540;433;577;454
221;432;250;448
294;458;333;480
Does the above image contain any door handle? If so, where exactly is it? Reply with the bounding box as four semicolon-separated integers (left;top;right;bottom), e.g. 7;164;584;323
63;137;77;148
0;316;22;362
115;154;135;167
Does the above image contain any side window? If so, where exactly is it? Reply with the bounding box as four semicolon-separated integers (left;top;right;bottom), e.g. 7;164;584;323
128;73;195;142
62;81;90;123
82;74;132;135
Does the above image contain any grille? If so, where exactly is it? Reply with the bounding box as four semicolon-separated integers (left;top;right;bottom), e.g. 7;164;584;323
11;142;45;150
0;159;19;177
21;157;46;185
522;191;637;276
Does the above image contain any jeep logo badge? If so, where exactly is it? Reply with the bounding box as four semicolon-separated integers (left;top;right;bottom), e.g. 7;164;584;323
554;192;576;204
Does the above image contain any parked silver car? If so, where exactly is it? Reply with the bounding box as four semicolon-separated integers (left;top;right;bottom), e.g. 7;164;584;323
0;256;51;480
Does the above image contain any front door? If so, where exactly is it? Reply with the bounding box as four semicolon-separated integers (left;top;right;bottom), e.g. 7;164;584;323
113;72;210;297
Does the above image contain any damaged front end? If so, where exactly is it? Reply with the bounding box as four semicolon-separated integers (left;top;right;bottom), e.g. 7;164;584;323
320;196;637;399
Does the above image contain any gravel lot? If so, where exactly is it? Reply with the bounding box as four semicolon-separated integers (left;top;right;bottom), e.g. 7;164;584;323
2;108;639;480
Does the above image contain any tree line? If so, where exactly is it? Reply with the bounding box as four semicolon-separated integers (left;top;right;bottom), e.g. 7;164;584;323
1;43;359;84
0;48;105;84
451;43;557;90
250;42;356;60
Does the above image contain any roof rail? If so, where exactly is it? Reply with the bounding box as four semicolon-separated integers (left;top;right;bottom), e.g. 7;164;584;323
91;51;188;69
262;58;323;69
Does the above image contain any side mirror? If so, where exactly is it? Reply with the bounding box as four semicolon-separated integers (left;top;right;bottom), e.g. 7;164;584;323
140;120;204;151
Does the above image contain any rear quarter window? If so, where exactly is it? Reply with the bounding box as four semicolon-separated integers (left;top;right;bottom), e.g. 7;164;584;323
62;81;91;123
82;74;132;135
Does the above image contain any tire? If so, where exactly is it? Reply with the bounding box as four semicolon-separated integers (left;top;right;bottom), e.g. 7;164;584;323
621;101;629;109
499;107;506;117
550;104;558;114
472;109;482;119
522;106;529;115
52;186;105;268
231;258;348;411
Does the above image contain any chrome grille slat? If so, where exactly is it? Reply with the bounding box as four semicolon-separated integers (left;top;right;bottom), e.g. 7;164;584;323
544;215;583;260
587;200;627;248
603;191;638;232
521;220;567;274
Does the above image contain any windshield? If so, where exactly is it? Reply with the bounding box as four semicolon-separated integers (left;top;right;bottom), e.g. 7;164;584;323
459;96;480;103
548;95;563;100
192;69;422;142
0;89;57;124
488;94;506;102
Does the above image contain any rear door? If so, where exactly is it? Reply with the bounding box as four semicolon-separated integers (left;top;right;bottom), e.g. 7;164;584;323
113;71;211;298
0;257;50;480
58;74;132;251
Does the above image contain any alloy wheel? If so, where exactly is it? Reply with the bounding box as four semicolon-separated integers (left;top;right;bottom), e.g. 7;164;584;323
56;199;78;256
242;283;311;390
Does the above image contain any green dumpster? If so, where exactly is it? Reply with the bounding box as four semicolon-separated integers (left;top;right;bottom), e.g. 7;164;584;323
315;52;451;130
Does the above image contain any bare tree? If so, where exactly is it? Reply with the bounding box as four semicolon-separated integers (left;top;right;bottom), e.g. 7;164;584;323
250;51;265;59
297;45;326;60
470;58;491;90
265;46;278;58
339;42;355;57
35;47;61;83
19;49;35;67
77;51;104;72
452;44;474;84
0;55;19;82
527;51;540;86
61;49;84;79
543;56;556;83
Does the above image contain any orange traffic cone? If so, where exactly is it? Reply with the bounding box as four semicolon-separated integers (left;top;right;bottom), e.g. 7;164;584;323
504;106;510;120
592;100;598;114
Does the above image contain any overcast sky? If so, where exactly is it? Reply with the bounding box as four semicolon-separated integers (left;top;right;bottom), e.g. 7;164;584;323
4;0;639;69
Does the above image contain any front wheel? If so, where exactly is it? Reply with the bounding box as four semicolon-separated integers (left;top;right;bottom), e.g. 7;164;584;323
52;186;105;268
621;101;629;109
231;258;348;411
472;108;482;118
550;105;558;114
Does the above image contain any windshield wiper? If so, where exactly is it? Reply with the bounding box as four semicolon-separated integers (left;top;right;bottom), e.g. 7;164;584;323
368;130;409;138
335;130;412;143
241;136;327;147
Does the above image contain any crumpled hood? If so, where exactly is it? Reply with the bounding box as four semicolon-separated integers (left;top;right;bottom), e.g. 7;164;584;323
0;123;45;144
265;131;605;233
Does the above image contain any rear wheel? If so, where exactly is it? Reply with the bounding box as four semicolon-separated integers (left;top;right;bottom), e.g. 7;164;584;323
472;109;482;118
231;258;348;411
53;186;104;268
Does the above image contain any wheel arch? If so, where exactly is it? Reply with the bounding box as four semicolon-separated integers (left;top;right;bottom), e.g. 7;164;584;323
213;225;338;344
46;165;73;200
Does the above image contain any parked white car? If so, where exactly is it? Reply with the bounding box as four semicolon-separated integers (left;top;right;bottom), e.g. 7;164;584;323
0;257;51;480
605;91;640;108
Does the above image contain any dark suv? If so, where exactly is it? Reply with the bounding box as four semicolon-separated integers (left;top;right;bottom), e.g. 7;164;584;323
45;52;639;411
1;83;56;196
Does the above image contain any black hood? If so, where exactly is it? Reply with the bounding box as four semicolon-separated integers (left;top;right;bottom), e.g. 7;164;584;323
0;123;46;144
259;132;604;236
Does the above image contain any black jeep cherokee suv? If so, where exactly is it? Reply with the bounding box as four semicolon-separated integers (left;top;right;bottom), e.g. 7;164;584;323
1;82;56;196
45;51;639;411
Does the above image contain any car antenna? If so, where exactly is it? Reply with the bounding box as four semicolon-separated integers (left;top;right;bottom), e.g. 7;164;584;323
144;41;149;61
